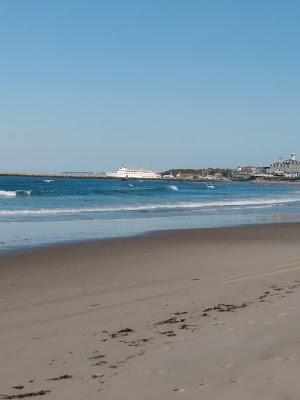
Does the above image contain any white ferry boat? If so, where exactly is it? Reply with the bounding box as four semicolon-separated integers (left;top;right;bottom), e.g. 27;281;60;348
107;166;161;179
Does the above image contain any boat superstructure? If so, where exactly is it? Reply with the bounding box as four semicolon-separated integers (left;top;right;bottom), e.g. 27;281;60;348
107;166;161;179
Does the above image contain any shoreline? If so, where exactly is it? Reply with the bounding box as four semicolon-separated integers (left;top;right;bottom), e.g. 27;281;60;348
2;172;300;184
2;223;300;398
1;220;300;257
0;172;229;182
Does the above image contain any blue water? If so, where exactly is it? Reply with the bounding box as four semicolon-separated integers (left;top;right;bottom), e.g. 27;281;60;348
1;176;300;251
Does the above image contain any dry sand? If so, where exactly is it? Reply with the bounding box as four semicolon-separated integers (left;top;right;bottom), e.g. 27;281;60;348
1;224;300;399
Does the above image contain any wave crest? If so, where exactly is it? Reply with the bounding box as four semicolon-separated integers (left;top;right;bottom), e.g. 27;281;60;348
168;185;179;191
0;191;17;197
0;190;31;197
0;197;299;216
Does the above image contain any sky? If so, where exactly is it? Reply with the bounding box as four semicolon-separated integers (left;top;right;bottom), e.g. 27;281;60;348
1;0;300;172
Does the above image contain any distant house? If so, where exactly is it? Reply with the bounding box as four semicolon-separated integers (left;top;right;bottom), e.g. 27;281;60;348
267;153;300;176
237;166;258;175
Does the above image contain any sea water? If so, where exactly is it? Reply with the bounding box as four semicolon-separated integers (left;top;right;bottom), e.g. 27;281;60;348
1;176;300;251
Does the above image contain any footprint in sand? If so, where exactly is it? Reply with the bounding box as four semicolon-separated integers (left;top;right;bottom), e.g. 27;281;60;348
174;383;208;393
138;369;169;376
277;313;288;318
286;356;298;361
195;381;208;388
223;363;237;369
90;373;105;380
212;322;225;326
222;327;235;333
270;355;298;362
265;376;279;383
156;346;172;353
245;320;256;325
270;356;283;362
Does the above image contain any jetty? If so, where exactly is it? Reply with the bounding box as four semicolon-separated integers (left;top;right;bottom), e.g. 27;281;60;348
0;172;109;179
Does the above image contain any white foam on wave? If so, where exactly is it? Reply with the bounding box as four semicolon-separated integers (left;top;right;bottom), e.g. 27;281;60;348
0;196;299;216
230;204;275;210
206;185;215;189
0;191;17;197
168;185;179;191
43;179;54;183
0;190;31;197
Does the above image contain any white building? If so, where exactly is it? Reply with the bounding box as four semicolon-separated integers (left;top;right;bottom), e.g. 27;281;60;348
268;153;300;176
107;166;161;179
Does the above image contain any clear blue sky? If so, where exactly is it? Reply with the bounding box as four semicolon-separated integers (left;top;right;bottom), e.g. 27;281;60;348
1;0;300;172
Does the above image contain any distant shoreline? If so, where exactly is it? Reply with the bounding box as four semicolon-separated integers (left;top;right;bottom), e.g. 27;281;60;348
1;172;300;184
0;172;230;182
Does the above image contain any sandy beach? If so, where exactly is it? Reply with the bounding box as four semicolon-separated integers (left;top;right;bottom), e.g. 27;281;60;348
1;224;300;399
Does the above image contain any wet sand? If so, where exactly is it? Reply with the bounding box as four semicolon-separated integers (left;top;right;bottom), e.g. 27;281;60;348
1;224;300;399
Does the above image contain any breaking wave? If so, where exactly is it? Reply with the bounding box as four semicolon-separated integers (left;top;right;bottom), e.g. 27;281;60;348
0;190;31;197
0;184;184;197
0;197;299;216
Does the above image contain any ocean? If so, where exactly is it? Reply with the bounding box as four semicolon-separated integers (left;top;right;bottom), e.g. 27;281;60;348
1;175;300;251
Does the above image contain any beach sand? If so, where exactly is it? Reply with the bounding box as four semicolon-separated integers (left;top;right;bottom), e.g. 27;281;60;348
1;224;300;399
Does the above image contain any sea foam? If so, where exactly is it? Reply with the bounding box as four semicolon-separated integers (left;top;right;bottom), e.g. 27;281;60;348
0;196;299;216
0;190;31;197
168;185;179;191
0;190;17;197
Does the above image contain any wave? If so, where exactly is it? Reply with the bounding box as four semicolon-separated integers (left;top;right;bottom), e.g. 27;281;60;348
0;191;17;197
0;197;299;216
168;185;179;191
17;190;31;196
10;184;182;197
0;183;187;198
0;190;31;197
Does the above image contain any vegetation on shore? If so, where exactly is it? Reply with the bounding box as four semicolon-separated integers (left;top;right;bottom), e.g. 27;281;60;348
161;168;232;178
